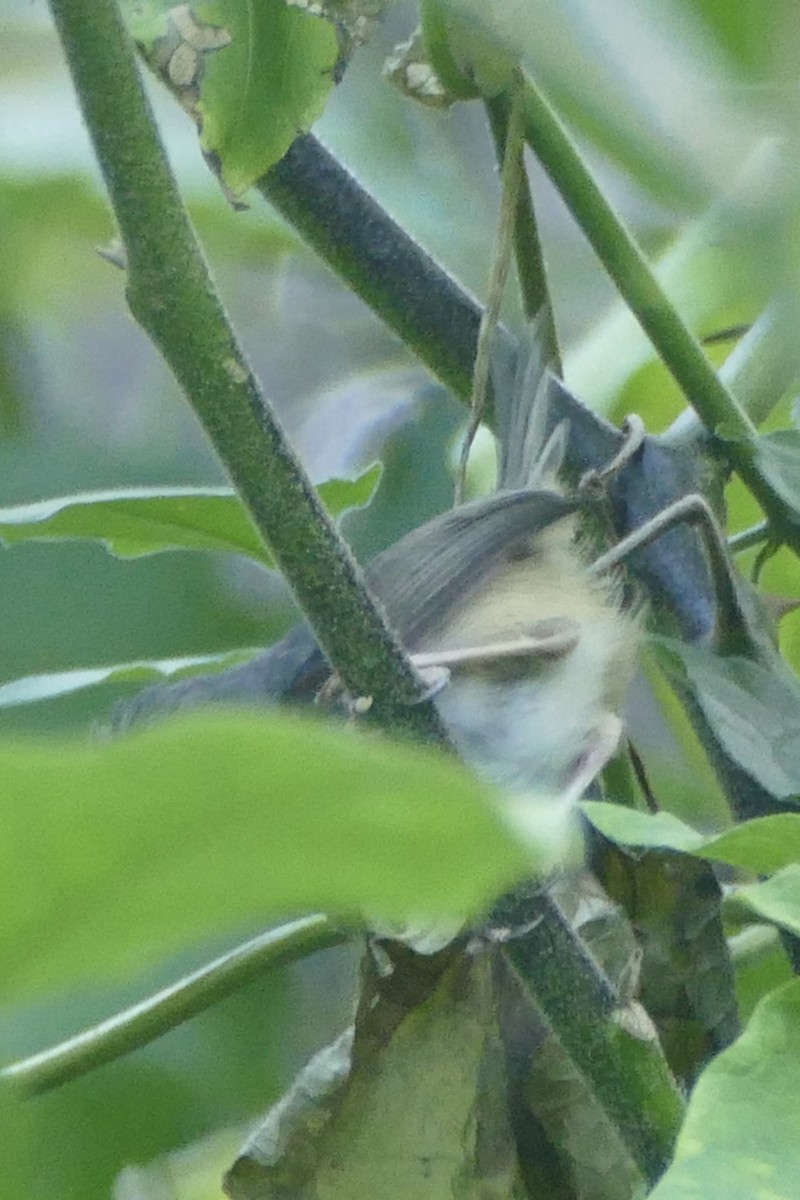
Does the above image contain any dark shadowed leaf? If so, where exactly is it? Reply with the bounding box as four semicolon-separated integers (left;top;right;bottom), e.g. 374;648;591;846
753;430;800;525
654;640;800;802
226;948;524;1199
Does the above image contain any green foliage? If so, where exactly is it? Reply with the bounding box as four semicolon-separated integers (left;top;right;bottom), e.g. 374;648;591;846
583;803;800;876
649;979;800;1200
0;651;253;708
754;430;800;529
125;0;340;195
656;640;800;803
738;868;800;938
0;708;529;1002
0;469;379;565
7;0;800;1196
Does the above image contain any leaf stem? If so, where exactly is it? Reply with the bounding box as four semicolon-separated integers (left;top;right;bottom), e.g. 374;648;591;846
46;0;445;742
728;521;770;554
665;297;800;445
485;91;560;366
1;916;349;1096
456;76;526;502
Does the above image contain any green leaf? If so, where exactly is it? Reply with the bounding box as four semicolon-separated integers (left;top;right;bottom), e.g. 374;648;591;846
0;468;379;565
581;802;706;855
584;803;800;877
701;816;800;875
0;652;255;708
648;978;800;1200
125;0;340;196
658;641;800;803
0;710;531;1001
737;866;800;938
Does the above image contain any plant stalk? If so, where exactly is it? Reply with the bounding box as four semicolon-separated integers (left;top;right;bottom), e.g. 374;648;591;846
47;0;446;743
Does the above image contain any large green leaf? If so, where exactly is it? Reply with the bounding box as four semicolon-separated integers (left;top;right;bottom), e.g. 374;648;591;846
125;0;340;196
0;710;531;1001
581;803;706;855
583;803;800;876
0;468;379;565
648;978;800;1200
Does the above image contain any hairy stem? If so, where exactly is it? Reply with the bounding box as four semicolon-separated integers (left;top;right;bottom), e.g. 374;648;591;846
497;891;684;1185
47;0;445;742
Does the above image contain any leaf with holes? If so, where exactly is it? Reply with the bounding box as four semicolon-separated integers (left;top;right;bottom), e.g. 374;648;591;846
123;0;340;196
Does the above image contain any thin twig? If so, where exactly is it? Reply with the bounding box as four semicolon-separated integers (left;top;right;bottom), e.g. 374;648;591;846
485;90;560;366
2;916;350;1096
456;77;525;503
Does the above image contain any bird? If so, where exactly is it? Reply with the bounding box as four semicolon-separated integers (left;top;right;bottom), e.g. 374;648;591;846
112;320;640;803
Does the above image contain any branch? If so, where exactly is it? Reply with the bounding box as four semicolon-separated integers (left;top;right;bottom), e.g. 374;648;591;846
2;916;349;1096
485;91;561;367
258;133;501;407
664;296;800;446
47;0;445;743
495;890;684;1186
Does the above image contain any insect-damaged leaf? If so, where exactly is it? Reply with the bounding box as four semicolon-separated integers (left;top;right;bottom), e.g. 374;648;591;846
123;0;340;196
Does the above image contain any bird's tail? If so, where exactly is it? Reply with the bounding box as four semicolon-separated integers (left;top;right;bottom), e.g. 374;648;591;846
494;310;569;493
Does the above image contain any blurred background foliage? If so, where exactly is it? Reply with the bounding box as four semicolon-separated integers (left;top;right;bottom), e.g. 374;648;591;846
3;0;800;1195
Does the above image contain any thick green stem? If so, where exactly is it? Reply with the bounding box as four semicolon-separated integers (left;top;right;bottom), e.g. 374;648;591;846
47;0;445;742
520;71;800;553
665;297;800;445
497;891;685;1185
2;917;349;1096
